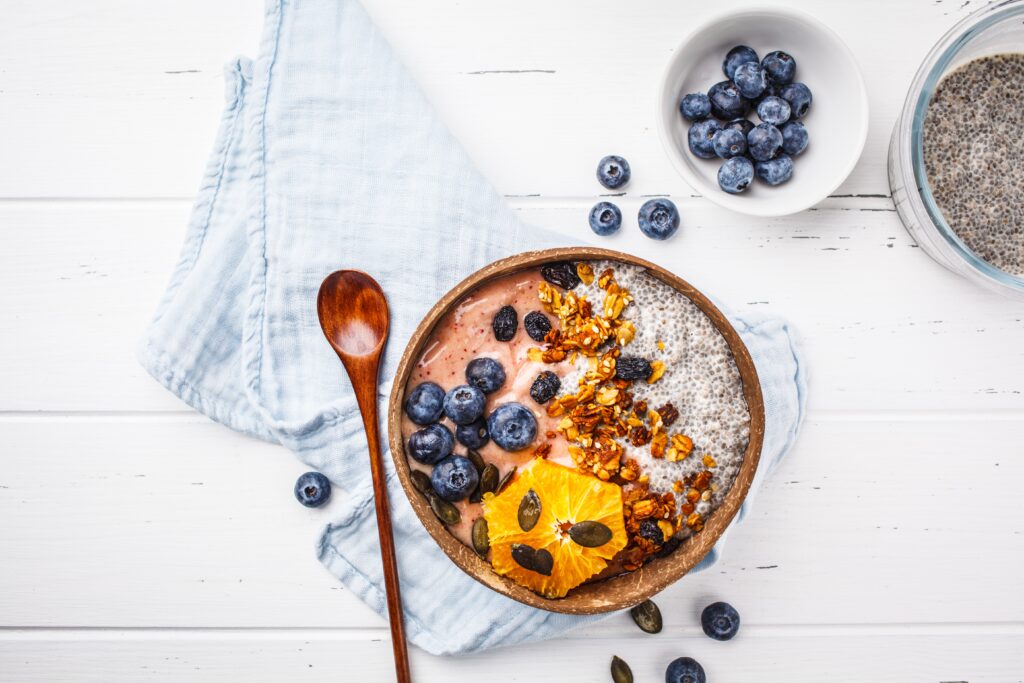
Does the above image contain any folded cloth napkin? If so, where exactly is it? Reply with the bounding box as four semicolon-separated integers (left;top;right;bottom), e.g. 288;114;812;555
138;0;807;656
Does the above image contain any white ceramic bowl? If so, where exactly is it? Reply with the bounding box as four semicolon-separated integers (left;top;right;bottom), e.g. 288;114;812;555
656;7;869;217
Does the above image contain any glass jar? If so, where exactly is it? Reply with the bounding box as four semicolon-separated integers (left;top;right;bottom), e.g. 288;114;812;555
889;0;1024;301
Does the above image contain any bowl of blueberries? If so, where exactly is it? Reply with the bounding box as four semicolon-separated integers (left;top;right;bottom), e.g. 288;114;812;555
656;7;868;216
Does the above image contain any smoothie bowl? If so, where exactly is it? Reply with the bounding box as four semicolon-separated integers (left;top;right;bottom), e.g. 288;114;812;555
387;248;765;613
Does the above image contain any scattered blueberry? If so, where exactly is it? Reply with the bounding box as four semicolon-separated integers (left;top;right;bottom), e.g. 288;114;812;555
294;472;331;508
665;657;706;683
747;122;783;162
701;601;741;641
687;119;722;160
780;121;809;156
615;356;653;381
596;155;631;189
762;50;796;85
723;118;754;138
756;95;791;126
487;403;538;451
717;157;755;194
465;357;506;394
524;311;553;342
540;261;581;290
408;423;454;465
722;45;759;80
733;61;768;100
707;80;749;120
778;82;812;119
404;381;445;425
492;305;517;342
588;201;622;237
529;371;561;404
712;128;747;159
430;454;479;502
679;92;712;121
755;153;794;186
455;417;489;449
443;384;486;425
637;199;680;241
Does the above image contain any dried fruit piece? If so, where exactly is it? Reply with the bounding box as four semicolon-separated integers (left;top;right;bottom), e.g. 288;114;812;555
615;357;653;381
630;599;663;634
610;656;633;683
518;489;542;531
524;311;553;342
492;305;518;342
472;517;490;558
510;543;554;576
541;261;581;290
568;520;614;548
530;371;561;404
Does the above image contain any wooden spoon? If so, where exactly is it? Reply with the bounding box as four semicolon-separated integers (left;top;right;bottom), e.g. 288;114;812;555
317;270;411;683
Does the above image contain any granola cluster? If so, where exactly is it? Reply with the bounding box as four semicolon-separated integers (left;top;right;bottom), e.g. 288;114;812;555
621;483;679;570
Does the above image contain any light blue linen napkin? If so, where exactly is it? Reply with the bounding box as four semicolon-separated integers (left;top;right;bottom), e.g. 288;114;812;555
139;0;807;656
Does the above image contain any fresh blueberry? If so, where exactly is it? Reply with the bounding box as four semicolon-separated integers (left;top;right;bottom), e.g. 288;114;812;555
430;454;479;502
455;417;489;449
487;403;538;451
492;305;517;341
756;95;791;126
404;381;445;425
465;357;506;394
708;80;749;120
723;118;754;138
679;92;712;121
529;371;561;404
596;155;631;189
752;82;777;104
722;45;759;80
778;82;812;119
780;121;809;156
701;601;740;641
443;384;486;425
733;61;768;100
717;157;755;194
665;657;706;683
294;472;331;508
762;50;796;85
588;201;622;236
712;128;747;159
408;423;454;465
755;153;794;186
523;311;553;342
747;123;783;162
638;199;680;241
687;119;722;160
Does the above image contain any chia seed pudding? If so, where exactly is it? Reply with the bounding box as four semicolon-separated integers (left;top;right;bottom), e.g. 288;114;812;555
922;53;1024;276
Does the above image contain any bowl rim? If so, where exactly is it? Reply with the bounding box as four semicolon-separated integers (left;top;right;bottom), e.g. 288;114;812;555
655;5;870;217
386;247;766;614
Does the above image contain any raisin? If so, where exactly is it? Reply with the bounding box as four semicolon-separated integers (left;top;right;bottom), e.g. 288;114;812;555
638;519;665;547
523;311;552;342
540;261;581;290
492;305;517;342
529;371;560;404
615;357;653;381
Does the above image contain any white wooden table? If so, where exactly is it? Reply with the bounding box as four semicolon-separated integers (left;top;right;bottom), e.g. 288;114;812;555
2;1;1022;680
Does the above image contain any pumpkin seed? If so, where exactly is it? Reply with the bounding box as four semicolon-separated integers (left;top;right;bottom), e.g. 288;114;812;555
629;599;663;634
496;466;517;493
467;449;486;475
517;489;542;532
610;656;633;683
410;470;433;496
478;464;499;495
471;517;490;558
510;543;553;576
428;493;461;526
568;520;613;547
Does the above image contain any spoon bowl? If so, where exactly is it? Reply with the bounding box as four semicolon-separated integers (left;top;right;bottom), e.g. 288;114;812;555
317;270;389;358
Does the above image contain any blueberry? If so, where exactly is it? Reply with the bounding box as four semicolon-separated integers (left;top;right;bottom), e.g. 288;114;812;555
637;199;680;241
733;61;768;100
712;128;747;159
747;123;783;162
443;384;486;425
487;403;538;451
679;92;712;121
455;417;489;449
687;119;721;160
778;82;812;119
755;154;794;186
492;305;517;341
707;80;749;120
540;261;581;290
465;357;506;394
596;155;631;189
717;157;755;194
524;311;553;342
588;201;622;237
665;657;706;683
615;356;653;380
780;121;808;156
723;45;759;80
762;50;796;85
404;381;445;425
701;601;740;641
430;455;479;502
723;118;754;138
294;472;331;508
756;95;791;126
529;371;561;404
408;423;454;464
